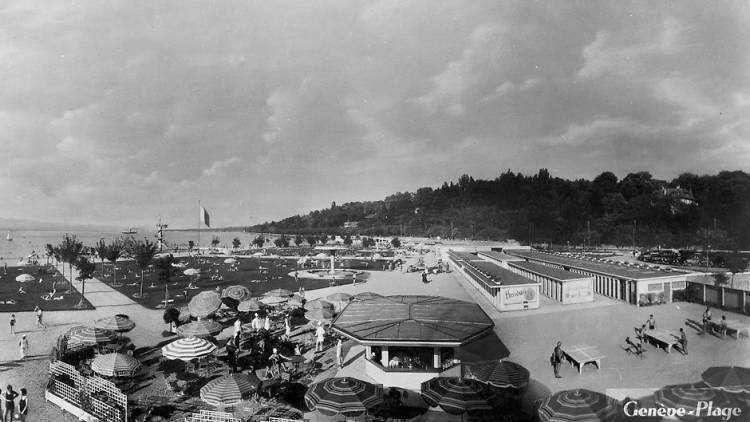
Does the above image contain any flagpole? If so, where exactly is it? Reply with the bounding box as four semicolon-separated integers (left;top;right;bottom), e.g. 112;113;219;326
198;200;201;256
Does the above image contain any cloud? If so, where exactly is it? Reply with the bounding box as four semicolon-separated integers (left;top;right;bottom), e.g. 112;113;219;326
202;157;241;177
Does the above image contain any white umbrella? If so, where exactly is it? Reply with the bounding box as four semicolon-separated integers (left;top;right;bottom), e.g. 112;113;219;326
224;258;237;264
15;274;35;283
161;337;217;361
183;268;201;276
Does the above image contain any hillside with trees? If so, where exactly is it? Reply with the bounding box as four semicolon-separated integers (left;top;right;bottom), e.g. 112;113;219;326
249;169;750;250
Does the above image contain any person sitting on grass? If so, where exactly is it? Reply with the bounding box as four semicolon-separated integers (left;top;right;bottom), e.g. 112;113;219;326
17;286;26;295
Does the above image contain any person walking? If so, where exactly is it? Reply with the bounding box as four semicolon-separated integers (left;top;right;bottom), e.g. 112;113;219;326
17;389;27;422
9;314;15;335
3;385;18;422
679;328;688;355
336;339;344;368
18;335;28;360
35;306;45;329
551;341;565;378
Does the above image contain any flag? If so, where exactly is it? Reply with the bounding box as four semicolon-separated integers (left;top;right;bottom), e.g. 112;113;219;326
201;206;210;227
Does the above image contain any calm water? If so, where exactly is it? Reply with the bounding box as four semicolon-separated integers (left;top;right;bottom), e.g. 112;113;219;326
0;229;262;261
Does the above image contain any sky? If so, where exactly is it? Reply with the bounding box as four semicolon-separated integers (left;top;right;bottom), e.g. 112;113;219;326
0;1;748;228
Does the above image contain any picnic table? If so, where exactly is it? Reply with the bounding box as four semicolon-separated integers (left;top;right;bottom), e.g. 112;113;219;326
562;344;604;373
708;319;750;339
643;329;681;353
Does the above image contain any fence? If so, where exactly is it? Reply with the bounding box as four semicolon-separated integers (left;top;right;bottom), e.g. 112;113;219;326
676;281;750;315
184;409;241;422
48;361;128;422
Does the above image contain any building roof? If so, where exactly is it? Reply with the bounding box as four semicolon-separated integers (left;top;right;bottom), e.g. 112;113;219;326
506;250;679;280
449;251;485;261
508;260;590;281
331;295;494;346
470;261;537;286
479;251;525;262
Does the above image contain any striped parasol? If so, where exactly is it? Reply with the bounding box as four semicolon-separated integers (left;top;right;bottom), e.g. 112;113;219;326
200;373;261;406
161;336;217;361
263;288;293;297
94;315;136;333
188;290;222;318
304;299;334;311
306;307;334;322
69;326;117;345
287;294;304;308
538;389;618;422
352;292;383;302
260;295;288;305
421;377;502;415
176;320;224;338
221;285;251;302
701;366;750;394
655;382;734;419
238;298;265;312
464;360;530;389
305;377;383;416
91;353;141;377
326;292;352;302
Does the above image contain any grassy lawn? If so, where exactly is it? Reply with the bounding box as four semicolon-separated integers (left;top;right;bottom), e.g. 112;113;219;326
96;256;385;309
0;264;94;312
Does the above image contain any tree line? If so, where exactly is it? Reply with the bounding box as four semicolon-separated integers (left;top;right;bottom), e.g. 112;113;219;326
248;169;750;250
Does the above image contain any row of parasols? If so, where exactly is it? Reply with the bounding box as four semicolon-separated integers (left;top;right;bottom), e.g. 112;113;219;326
66;316;141;378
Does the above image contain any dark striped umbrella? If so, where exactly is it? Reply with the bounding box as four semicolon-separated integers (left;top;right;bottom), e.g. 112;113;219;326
421;377;502;415
538;389;618;422
188;290;222;318
464;360;530;389
200;373;261;406
69;326;117;345
221;285;251;302
91;353;141;377
161;336;217;361
94;315;136;333
655;382;733;420
702;366;750;394
306;307;334;322
305;377;383;416
176;320;223;338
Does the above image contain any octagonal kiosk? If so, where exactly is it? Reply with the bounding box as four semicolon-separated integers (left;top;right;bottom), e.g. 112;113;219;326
331;295;495;390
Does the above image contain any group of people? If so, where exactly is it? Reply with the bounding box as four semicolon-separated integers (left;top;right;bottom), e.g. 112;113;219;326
702;306;729;338
1;386;27;422
8;309;42;360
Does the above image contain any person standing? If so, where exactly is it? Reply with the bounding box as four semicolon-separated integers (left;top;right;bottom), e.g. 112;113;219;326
336;339;344;368
551;341;565;378
17;389;27;422
284;316;292;339
646;314;656;330
35;306;45;329
679;328;688;355
18;335;28;360
225;341;237;373
3;385;18;422
702;307;712;333
315;322;326;352
9;314;15;335
233;318;242;337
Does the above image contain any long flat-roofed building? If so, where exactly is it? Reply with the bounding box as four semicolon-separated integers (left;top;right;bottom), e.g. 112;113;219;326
507;260;594;304
505;250;688;306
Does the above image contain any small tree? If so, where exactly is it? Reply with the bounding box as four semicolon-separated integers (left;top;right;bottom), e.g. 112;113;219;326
74;256;96;308
390;237;401;248
188;240;195;252
211;236;221;249
274;234;290;248
94;239;108;274
155;254;175;305
57;233;83;291
132;239;158;298
319;234;329;244
45;243;54;266
163;307;181;331
232;237;241;250
103;240;124;287
714;272;729;287
294;234;303;247
252;235;266;248
306;236;317;247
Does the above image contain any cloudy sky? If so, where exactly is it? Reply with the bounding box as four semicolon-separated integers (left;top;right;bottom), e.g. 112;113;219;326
1;1;748;228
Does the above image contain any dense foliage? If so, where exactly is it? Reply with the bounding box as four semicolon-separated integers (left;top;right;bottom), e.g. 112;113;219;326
249;169;750;249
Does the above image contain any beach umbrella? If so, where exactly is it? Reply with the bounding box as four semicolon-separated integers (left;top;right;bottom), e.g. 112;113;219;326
94;315;136;333
260;295;288;305
306;308;334;322
421;377;501;415
263;288;293;298
176;320;223;338
69;327;117;345
223;258;237;264
326;292;353;302
171;262;188;268
161;336;217;361
305;377;383;416
188;291;222;318
538;389;618;422
200;373;261;406
702;366;750;394
183;268;200;276
655;382;734;419
287;294;304;308
464;360;530;389
221;285;251;302
91;353;141;377
252;252;263;257
15;274;35;283
238;298;265;312
352;292;383;302
304;299;333;311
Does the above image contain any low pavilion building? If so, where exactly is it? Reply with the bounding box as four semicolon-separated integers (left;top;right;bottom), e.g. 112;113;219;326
331;295;495;390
